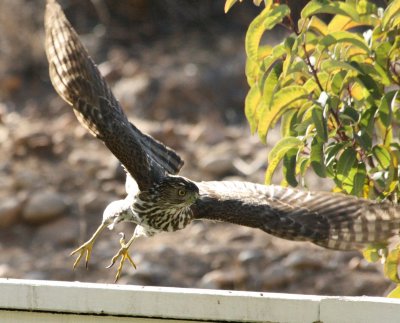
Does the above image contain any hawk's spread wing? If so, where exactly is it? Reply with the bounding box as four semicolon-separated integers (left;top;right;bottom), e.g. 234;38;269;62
191;181;400;250
45;0;400;254
45;0;183;191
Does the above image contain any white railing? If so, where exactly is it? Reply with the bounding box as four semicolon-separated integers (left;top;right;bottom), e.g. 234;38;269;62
0;278;399;323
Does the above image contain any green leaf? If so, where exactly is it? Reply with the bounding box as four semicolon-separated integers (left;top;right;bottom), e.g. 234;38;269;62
245;59;260;86
301;1;360;21
262;61;283;107
362;243;387;262
320;31;370;53
283;148;299;187
330;70;346;94
312;106;328;142
265;137;303;184
384;247;400;283
307;16;328;35
337;147;357;180
224;0;239;13
311;137;326;178
245;85;262;134
378;91;398;127
297;156;310;179
321;59;362;74
351;163;367;196
281;109;297;137
258;86;308;141
382;0;400;30
363;249;380;262
340;107;359;125
387;285;400;298
245;5;290;62
373;145;392;169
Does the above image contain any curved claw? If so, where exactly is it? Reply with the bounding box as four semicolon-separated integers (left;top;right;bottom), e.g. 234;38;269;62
106;232;137;282
70;223;107;270
70;240;94;269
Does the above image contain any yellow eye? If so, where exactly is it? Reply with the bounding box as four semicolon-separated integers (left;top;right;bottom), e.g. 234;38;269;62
178;189;186;196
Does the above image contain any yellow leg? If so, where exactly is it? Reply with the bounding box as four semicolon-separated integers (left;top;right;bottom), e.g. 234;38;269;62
70;222;107;269
106;232;137;282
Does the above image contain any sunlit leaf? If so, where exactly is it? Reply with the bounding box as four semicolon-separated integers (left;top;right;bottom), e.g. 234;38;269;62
253;0;264;7
311;137;326;177
321;60;362;74
373;145;392;169
245;5;290;62
311;106;328;142
378;91;398;127
364;249;380;263
384;247;400;283
308;16;328;35
382;0;400;30
387;285;400;298
351;163;367;196
327;13;377;32
281;109;297;137
283;147;299;187
320;31;370;53
337;147;357;180
265;137;303;184
245;85;262;134
258;86;309;141
301;1;360;21
262;61;283;107
224;0;240;13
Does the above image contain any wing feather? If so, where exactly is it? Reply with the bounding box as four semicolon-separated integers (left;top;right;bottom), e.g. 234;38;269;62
191;181;400;250
45;0;183;190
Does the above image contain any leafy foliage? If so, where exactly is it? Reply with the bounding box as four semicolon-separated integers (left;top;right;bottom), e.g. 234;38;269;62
226;0;400;295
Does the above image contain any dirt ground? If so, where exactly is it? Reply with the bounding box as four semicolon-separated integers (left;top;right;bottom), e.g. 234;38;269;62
0;0;394;296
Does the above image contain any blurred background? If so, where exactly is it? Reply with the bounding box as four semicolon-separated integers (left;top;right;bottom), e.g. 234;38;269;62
0;0;393;295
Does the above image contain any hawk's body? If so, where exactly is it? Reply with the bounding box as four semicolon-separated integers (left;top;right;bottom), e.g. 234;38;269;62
44;0;400;276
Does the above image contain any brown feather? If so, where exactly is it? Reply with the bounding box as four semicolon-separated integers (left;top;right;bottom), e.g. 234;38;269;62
45;0;183;190
192;181;400;251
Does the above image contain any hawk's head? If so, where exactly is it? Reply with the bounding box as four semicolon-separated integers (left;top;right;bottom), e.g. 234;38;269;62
143;175;200;207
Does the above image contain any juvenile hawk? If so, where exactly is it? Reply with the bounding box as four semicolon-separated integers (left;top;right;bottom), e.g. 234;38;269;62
44;0;400;281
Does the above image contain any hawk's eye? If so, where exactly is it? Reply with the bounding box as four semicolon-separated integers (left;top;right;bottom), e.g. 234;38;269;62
178;189;186;196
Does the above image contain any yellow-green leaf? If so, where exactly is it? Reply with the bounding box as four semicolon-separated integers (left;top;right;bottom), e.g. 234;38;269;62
387;285;400;298
224;0;240;13
362;243;388;262
258;86;308;141
253;0;264;6
384;247;400;283
320;31;370;53
312;106;328;142
245;85;262;134
245;5;290;62
321;60;362;74
382;0;400;30
281;109;297;137
311;137;326;178
265;137;303;184
308;16;328;35
301;1;360;21
337;147;357;180
373;145;392;169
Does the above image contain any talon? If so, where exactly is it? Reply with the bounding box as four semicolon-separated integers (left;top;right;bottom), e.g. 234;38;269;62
106;232;137;282
70;223;107;270
70;240;94;269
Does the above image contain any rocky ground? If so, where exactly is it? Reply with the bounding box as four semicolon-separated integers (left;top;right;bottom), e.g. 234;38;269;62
0;0;394;296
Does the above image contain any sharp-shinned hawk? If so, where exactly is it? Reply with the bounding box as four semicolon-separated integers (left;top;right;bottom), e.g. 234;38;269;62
44;0;400;281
